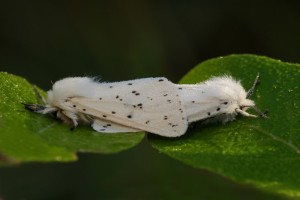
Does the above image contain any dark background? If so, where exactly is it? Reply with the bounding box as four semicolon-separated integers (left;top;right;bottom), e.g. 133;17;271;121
0;1;299;199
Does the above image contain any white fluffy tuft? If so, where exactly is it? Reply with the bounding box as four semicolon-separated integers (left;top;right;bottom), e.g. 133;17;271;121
177;75;255;124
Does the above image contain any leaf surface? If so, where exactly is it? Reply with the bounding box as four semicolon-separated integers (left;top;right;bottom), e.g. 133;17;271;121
149;55;300;197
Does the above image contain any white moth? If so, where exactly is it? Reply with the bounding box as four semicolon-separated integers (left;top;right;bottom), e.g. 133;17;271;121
24;75;265;137
177;74;265;124
25;77;188;137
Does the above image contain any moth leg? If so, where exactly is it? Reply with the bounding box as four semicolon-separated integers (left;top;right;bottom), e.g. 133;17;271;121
246;73;260;98
235;108;257;118
61;110;78;131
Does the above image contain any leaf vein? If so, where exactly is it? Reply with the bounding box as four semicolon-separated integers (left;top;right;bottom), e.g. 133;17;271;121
249;125;300;155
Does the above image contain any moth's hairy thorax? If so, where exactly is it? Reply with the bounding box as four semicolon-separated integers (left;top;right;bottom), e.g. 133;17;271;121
42;78;99;127
46;77;99;111
205;76;254;107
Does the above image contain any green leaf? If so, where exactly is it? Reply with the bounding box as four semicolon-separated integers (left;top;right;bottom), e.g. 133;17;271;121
0;72;144;164
149;54;300;197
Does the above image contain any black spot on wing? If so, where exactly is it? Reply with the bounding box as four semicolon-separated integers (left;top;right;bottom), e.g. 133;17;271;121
132;90;140;96
168;122;178;127
147;97;153;101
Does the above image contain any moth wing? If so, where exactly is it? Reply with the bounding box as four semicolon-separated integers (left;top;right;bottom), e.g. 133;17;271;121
92;119;141;133
183;97;226;122
67;77;188;137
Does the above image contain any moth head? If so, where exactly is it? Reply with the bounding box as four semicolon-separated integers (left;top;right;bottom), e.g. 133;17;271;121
238;98;268;118
239;98;255;111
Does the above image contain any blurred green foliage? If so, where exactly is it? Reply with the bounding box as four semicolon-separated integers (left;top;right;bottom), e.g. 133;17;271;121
1;1;300;86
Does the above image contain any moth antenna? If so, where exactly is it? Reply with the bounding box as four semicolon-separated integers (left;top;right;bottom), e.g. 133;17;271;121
253;106;268;118
22;103;46;113
246;73;260;98
32;85;47;104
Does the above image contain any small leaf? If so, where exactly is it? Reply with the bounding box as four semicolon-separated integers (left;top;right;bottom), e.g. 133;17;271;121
0;72;144;164
149;54;300;197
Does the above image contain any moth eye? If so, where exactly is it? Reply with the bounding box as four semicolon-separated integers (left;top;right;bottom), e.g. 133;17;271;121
240;105;246;110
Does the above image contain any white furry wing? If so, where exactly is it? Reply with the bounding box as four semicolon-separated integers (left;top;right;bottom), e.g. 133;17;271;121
66;77;188;137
